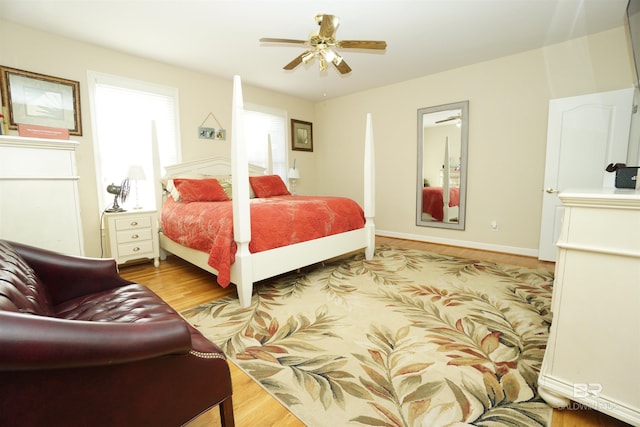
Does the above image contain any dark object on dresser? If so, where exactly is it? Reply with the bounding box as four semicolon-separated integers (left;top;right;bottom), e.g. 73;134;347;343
615;166;639;189
0;240;234;427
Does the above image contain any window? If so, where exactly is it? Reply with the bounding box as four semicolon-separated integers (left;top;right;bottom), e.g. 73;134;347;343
88;72;180;212
244;104;287;180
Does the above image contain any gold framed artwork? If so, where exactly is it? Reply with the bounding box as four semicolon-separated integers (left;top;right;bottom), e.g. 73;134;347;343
291;119;313;152
0;66;82;135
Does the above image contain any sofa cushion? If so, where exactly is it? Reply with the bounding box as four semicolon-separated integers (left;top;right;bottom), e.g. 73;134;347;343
0;241;54;316
54;283;224;356
55;284;182;323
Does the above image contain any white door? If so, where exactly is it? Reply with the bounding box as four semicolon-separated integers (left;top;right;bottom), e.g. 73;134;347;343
538;88;633;261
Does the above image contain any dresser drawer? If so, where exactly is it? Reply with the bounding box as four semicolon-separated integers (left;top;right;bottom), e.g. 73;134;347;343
114;215;152;231
562;206;640;253
117;240;154;258
116;228;152;244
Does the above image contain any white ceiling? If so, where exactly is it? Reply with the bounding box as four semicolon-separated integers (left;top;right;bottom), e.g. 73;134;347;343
0;0;630;101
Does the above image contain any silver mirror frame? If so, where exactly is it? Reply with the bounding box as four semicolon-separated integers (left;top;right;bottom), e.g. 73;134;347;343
416;100;469;230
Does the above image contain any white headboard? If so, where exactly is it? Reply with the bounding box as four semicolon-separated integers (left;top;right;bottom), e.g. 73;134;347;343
162;155;265;179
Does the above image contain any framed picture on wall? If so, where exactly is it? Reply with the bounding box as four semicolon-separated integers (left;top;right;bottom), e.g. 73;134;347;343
291;119;313;152
0;66;82;135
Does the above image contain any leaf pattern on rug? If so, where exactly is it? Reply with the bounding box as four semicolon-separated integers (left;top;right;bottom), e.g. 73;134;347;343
183;245;554;427
351;324;440;426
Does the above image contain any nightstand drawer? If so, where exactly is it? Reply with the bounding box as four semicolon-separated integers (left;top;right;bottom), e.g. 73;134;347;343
114;216;152;231
116;228;152;244
117;240;154;258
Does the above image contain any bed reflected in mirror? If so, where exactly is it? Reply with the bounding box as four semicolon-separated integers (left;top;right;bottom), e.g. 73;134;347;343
416;101;468;230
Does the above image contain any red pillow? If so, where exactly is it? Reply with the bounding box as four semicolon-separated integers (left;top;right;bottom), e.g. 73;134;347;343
249;175;291;198
173;178;230;202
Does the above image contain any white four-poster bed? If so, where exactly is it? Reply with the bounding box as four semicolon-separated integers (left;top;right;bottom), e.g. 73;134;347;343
156;76;375;308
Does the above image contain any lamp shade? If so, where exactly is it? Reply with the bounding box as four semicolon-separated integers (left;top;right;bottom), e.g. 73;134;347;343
127;165;147;181
288;168;300;179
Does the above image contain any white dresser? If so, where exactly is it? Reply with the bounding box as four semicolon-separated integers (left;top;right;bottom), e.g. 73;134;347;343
0;136;84;255
104;210;160;267
538;188;640;426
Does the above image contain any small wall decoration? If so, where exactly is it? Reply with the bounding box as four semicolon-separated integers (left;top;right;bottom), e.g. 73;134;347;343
198;112;226;140
291;119;313;152
0;66;82;135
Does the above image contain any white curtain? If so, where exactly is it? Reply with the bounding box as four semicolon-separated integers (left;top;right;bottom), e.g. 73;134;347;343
244;105;287;180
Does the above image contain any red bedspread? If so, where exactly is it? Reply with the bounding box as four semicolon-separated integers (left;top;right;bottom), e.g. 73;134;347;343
161;195;365;287
422;187;460;221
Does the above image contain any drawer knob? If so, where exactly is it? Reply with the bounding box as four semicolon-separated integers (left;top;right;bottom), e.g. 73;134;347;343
131;234;139;239
130;221;139;226
133;247;140;252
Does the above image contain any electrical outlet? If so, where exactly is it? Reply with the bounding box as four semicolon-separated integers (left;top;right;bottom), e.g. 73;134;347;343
490;220;498;231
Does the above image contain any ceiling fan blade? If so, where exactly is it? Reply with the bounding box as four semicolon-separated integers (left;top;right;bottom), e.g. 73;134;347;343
338;40;387;50
283;50;313;70
260;37;307;45
318;14;339;39
435;116;460;124
333;56;352;74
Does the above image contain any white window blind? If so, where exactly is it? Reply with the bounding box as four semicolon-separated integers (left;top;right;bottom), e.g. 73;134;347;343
88;72;180;212
244;104;287;180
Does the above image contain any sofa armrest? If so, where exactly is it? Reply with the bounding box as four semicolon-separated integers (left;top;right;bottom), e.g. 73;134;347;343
8;240;134;306
0;311;192;370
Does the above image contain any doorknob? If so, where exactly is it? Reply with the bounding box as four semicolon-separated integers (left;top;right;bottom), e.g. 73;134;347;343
546;188;558;194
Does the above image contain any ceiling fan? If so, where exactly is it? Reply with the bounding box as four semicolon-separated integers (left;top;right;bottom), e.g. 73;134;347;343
259;14;387;74
435;115;461;124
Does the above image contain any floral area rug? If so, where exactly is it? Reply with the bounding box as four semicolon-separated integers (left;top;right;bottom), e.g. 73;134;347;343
183;245;554;426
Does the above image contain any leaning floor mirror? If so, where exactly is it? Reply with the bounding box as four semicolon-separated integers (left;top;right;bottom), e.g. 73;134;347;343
416;100;469;230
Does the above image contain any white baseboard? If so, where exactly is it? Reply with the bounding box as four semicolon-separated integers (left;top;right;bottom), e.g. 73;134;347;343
375;229;539;258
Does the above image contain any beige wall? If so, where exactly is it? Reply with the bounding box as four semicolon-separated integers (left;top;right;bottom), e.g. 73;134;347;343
0;20;634;258
314;27;635;255
0;20;314;257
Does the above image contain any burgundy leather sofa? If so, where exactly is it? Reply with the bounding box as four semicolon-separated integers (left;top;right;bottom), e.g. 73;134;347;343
0;240;234;427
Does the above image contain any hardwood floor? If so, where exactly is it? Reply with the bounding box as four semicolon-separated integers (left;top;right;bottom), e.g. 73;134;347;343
118;236;629;427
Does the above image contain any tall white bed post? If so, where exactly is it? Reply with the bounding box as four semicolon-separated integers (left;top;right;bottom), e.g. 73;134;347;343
442;137;452;222
265;135;273;174
231;76;254;307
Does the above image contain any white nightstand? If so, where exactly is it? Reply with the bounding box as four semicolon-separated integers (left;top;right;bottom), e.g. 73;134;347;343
104;210;160;267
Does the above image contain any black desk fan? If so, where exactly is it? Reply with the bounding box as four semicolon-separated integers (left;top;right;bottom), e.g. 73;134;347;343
105;178;130;212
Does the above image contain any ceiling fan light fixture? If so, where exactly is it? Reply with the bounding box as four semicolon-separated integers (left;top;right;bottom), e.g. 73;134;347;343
322;48;336;62
302;51;316;64
319;56;328;71
331;51;344;66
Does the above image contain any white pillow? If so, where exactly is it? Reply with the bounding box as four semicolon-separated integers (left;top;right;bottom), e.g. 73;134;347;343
205;174;256;199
